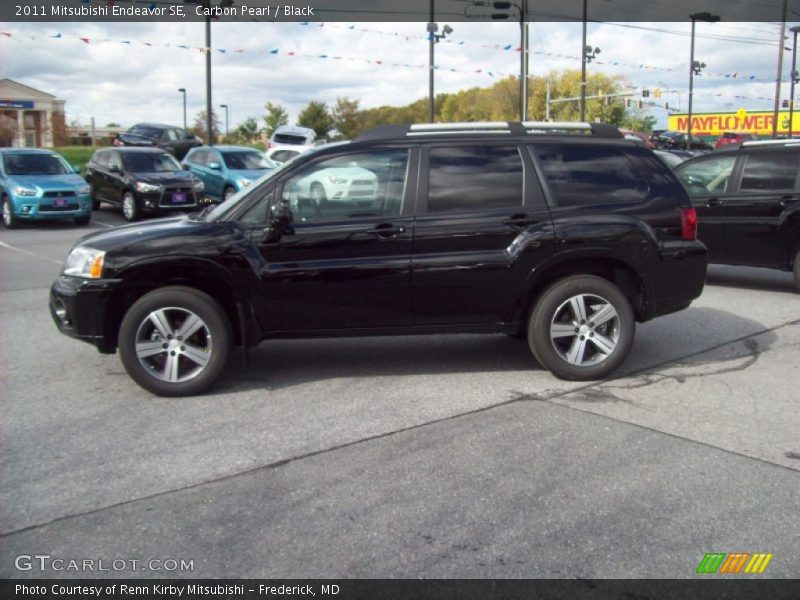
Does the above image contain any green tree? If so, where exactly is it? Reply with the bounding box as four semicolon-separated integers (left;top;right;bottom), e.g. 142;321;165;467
190;109;222;144
263;102;289;138
297;100;333;139
331;97;362;140
229;116;261;144
105;122;121;127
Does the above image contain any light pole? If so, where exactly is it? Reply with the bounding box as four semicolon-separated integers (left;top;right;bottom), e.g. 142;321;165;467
687;12;720;150
789;26;800;138
219;104;229;138
427;6;453;123
579;0;601;121
178;88;187;131
490;2;528;121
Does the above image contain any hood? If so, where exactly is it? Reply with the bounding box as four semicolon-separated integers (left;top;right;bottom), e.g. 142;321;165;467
73;215;210;253
228;168;271;181
10;173;86;191
118;133;156;145
132;171;198;185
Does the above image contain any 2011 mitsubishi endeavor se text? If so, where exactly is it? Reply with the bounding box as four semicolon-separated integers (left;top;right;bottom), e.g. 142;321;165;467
50;122;707;397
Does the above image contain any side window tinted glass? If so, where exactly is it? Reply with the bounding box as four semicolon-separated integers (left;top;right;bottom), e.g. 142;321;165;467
427;146;522;213
281;149;409;223
108;152;122;171
188;150;206;166
739;152;798;192
675;156;737;197
533;144;648;206
238;191;272;226
93;151;109;168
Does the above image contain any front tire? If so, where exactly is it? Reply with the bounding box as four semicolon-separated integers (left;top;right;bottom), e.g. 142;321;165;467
528;275;635;381
118;286;232;397
2;196;19;229
121;191;140;222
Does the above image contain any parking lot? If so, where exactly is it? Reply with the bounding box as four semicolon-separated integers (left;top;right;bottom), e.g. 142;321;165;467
0;209;798;578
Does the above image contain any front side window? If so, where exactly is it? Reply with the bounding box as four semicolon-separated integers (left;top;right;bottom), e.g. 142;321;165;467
186;150;207;166
739;152;799;192
128;125;163;140
426;146;523;213
533;144;649;206
281;149;409;223
676;155;737;197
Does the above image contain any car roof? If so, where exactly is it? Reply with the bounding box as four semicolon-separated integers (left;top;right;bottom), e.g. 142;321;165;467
0;148;61;155
200;145;262;152
129;123;174;130
97;147;168;153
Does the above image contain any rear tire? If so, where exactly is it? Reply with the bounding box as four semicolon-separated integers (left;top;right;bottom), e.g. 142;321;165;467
2;196;19;229
118;286;232;397
528;275;635;381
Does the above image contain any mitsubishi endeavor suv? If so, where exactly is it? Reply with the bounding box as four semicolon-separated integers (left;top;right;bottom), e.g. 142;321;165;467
50;122;707;397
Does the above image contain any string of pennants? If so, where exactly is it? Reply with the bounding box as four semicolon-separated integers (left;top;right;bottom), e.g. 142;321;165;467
302;22;772;83
0;28;778;103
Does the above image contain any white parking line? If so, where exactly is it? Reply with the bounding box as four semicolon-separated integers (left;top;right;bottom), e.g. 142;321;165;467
90;219;114;228
0;240;62;265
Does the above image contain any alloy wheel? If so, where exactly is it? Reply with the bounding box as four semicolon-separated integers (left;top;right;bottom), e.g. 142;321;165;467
549;293;620;366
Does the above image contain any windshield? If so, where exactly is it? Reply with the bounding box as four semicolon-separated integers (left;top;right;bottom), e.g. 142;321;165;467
222;151;275;170
127;125;163;140
122;152;182;173
4;153;71;175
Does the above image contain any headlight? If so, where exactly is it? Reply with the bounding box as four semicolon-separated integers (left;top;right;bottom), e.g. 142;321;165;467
328;177;347;184
236;178;252;188
135;181;160;193
63;246;105;279
77;185;91;195
193;180;205;191
13;185;38;197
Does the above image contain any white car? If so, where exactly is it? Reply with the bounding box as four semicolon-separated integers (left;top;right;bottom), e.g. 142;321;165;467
295;166;378;203
265;147;302;165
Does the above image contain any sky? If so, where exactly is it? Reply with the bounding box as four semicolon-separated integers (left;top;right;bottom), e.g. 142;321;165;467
1;16;798;131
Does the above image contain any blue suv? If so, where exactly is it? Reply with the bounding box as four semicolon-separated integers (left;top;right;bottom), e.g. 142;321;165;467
182;145;277;203
0;148;92;228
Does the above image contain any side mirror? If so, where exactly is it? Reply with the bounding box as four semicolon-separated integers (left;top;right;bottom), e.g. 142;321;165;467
269;197;293;225
108;164;120;173
72;164;81;174
208;161;222;170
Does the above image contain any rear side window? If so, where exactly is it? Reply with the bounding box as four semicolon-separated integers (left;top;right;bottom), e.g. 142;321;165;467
532;144;648;206
426;146;523;213
739;152;799;192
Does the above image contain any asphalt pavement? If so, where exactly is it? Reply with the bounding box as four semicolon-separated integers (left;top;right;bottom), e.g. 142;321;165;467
0;208;798;579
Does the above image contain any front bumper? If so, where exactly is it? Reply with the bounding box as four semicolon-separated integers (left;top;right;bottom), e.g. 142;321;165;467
14;194;91;220
50;275;122;354
135;188;207;214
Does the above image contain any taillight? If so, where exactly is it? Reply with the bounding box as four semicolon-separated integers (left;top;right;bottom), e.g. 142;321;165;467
681;207;698;241
113;138;123;147
267;141;275;149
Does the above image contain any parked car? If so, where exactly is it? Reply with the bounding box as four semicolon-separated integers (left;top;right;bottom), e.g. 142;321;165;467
674;139;800;290
620;129;654;149
655;131;713;152
84;147;206;222
51;121;707;396
114;123;201;160
291;165;378;211
714;131;759;149
268;124;316;154
0;148;92;228
182;146;278;202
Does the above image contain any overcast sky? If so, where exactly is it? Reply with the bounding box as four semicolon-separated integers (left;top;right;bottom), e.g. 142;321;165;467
1;18;797;130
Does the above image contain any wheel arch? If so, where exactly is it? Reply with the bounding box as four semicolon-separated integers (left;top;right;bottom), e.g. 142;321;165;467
101;257;256;353
513;249;651;331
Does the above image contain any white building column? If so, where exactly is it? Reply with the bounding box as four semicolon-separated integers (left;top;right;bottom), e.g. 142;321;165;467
44;109;53;147
16;110;25;147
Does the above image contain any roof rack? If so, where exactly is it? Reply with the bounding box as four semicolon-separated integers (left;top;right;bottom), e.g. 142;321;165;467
741;139;800;147
354;121;622;142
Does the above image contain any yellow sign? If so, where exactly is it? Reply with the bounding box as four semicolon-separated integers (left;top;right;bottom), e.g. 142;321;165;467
668;111;799;136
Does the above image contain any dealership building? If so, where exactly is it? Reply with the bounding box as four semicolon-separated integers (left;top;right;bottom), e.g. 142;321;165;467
0;78;66;147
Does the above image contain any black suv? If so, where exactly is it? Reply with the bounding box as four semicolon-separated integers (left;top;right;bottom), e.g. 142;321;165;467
51;122;707;396
674;139;800;289
84;148;208;222
114;123;202;160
